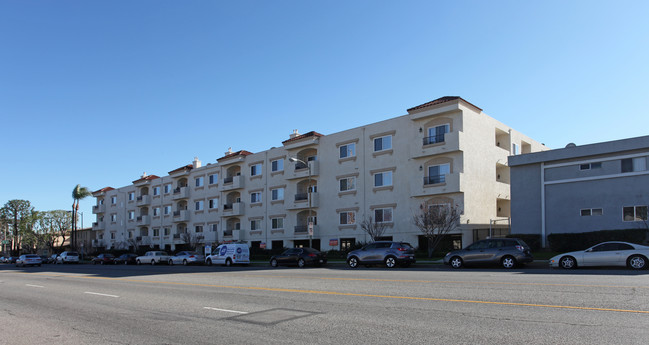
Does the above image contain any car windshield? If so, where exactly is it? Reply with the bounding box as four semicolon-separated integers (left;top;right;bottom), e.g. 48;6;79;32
399;243;413;249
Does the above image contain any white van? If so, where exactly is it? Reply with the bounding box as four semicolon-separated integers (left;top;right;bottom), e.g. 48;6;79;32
206;243;250;266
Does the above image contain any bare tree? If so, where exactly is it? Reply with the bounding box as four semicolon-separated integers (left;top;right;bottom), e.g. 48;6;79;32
359;216;388;242
180;232;204;251
413;203;462;258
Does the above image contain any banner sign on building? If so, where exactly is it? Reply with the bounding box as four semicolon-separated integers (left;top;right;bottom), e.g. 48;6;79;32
329;238;338;246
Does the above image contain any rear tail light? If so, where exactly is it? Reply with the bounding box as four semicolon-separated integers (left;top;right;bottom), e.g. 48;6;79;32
397;247;408;251
515;245;524;252
189;255;195;258
308;253;317;257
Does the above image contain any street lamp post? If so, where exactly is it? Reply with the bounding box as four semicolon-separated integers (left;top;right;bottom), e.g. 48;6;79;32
288;157;313;248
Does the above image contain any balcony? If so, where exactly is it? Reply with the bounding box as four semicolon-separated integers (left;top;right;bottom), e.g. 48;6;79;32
287;160;319;180
495;181;511;200
294;224;318;236
412;172;464;197
91;239;103;248
136;195;151;206
92;221;105;231
220;175;244;192
136;215;150;226
411;131;464;159
222;202;244;216
286;192;319;210
223;229;241;241
172;210;189;222
92;204;106;214
172;187;189;200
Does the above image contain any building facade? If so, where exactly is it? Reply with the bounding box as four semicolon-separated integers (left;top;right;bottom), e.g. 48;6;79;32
509;135;649;248
92;96;546;252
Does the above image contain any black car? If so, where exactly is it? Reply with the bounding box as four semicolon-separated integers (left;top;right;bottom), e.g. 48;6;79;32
270;248;327;268
347;241;416;268
443;238;533;269
114;253;138;265
92;253;116;265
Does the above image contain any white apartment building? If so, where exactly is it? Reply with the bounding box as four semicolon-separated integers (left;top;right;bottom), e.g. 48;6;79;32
91;96;546;253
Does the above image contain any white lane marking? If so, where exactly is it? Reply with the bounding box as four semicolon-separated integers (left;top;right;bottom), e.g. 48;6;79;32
84;291;119;298
26;284;44;288
203;307;248;314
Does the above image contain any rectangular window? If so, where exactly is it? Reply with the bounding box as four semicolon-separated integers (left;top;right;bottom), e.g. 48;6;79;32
111;196;117;204
271;188;284;201
164;228;170;236
580;209;591;216
153;186;160;196
195;200;204;211
512;143;519;155
153;228;160;237
581;208;603;216
426;164;450;184
164;184;172;194
209;198;219;209
622;157;647;173
374;208;393;223
271;159;284;172
128;211;135;220
209;173;219;184
195;225;203;233
580;162;602;170
111;232;116;240
153;207;160;216
195;177;204;187
339;177;356;192
373;135;392;152
128;193;134;201
127;232;132;239
339;143;356;158
210;224;218;232
624;206;648;221
374;171;393;187
250;219;261;230
111;214;117;222
250;164;262;176
339;211;356;225
251;192;262;204
426;124;449;145
164;206;171;215
271;217;284;229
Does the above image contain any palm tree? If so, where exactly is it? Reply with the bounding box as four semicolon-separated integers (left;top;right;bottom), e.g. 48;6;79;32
71;185;91;251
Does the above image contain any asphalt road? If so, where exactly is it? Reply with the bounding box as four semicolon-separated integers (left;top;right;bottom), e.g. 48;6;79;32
1;263;648;345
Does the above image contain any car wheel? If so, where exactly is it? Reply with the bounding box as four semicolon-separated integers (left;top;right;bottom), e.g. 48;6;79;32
183;259;188;266
206;259;213;266
124;261;128;265
136;260;141;265
151;260;156;265
347;256;359;268
384;257;397;268
100;261;104;265
297;258;306;268
225;258;232;267
270;259;278;267
168;259;174;266
450;256;463;269
628;255;647;270
93;260;97;265
559;256;576;269
501;256;516;269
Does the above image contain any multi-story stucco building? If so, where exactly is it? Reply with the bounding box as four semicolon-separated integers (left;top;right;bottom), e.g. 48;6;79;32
509;135;649;248
91;96;546;252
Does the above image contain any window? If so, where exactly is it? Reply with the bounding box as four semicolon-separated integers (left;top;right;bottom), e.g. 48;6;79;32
374;208;393;223
111;214;117;222
339;211;356;225
164;206;171;215
195;225;203;233
271;188;284;201
209;198;219;209
128;211;135;220
127;232;132;239
164;184;172;194
339;143;356;158
374;135;392;152
164;228;170;236
580;162;602;170
111;196;117;204
426;164;450;184
271;217;284;229
128;193;135;201
195;177;204;187
374;171;393;187
210;224;218;232
153;207;160;216
153;228;160;237
339;177;356;192
195;200;204;211
580;208;603;216
250;164;262;176
512;143;519;155
153;186;160;196
99;199;104;205
621;157;647;173
250;219;261;230
110;232;116;240
623;206;648;221
425;124;449;145
251;192;262;204
209;173;218;185
271;159;284;172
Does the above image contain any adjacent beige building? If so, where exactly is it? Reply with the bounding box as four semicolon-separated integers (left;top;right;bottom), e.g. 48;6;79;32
91;96;546;253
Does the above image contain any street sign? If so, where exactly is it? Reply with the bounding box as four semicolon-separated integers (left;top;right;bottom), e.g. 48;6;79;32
308;222;313;236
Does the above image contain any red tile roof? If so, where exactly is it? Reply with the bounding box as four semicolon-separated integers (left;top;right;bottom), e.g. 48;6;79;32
281;131;324;145
92;187;114;195
407;96;482;113
217;150;253;162
132;175;160;184
168;164;193;175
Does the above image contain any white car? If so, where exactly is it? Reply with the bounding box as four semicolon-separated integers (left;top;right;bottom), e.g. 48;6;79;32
56;251;80;264
205;244;250;266
136;251;171;265
16;254;42;267
549;241;649;270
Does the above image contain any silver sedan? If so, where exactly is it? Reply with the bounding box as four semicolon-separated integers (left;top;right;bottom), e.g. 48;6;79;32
549;241;649;270
168;251;205;266
16;254;42;267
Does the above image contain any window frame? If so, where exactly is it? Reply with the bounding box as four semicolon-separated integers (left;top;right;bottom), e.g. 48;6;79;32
339;143;356;159
373;135;392;152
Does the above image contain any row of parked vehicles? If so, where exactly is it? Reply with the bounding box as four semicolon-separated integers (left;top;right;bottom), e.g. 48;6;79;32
5;240;648;270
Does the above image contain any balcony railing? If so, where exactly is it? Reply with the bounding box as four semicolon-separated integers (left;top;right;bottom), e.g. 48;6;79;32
294;225;308;233
423;134;446;145
223;230;233;237
173;234;181;239
224;176;234;184
295;193;308;201
223;203;233;210
294;162;308;170
424;175;446;185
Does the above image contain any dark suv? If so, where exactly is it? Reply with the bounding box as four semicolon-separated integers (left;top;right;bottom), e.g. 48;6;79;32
443;238;533;269
347;241;416;268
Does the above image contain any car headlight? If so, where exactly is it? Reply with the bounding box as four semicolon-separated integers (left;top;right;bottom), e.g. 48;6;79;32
445;252;451;257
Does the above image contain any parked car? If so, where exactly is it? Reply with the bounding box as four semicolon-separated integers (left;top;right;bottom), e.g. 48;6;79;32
0;256;7;263
92;253;115;265
48;254;59;264
56;251;80;264
444;238;533;269
114;253;138;265
347;241;416;268
168;251;204;266
270;247;327;268
16;254;42;267
549;241;649;270
205;243;250;266
136;251;171;265
39;255;49;263
8;256;18;264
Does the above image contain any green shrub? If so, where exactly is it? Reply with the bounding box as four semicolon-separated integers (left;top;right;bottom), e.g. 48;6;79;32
547;229;648;252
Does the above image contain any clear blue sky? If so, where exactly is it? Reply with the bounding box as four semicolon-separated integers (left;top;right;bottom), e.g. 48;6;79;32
1;1;648;227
